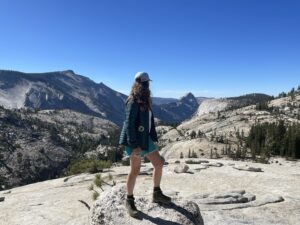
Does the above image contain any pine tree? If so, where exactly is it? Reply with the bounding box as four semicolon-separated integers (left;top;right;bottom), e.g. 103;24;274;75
246;121;300;160
197;130;202;138
191;150;198;158
278;92;287;98
277;120;286;156
190;130;196;139
180;152;184;159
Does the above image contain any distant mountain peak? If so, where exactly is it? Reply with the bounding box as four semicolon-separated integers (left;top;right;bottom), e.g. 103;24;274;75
0;69;128;126
180;92;197;103
99;81;107;87
152;92;199;123
183;92;194;98
61;70;75;75
0;69;200;126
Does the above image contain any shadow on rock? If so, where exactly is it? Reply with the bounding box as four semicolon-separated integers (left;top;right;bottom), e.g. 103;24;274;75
136;211;183;225
136;201;204;225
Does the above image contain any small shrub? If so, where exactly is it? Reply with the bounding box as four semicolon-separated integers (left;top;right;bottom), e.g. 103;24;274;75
88;184;94;191
92;191;100;200
89;173;116;201
255;156;269;164
66;159;112;175
185;160;201;164
108;173;113;181
94;174;103;190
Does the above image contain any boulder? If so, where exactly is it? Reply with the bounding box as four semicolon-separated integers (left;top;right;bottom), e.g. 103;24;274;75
193;165;209;172
190;190;254;205
204;162;224;167
185;160;209;164
174;164;190;173
90;184;204;225
121;156;130;166
188;190;283;211
233;165;263;172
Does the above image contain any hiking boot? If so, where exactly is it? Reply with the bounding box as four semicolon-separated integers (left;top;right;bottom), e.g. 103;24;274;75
153;189;172;204
125;197;138;217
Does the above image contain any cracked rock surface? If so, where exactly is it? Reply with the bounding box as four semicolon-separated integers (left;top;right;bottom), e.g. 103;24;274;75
0;157;299;225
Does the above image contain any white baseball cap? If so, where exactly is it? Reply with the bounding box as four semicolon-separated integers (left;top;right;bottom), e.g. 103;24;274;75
134;72;152;82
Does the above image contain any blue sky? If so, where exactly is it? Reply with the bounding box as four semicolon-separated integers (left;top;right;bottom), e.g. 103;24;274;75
0;0;299;98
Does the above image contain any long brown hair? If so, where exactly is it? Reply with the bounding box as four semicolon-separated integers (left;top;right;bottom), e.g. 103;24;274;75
127;77;152;111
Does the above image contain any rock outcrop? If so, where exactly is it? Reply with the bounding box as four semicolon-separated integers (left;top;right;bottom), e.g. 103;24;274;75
174;164;190;173
233;165;263;172
90;184;204;225
0;157;299;225
159;93;300;160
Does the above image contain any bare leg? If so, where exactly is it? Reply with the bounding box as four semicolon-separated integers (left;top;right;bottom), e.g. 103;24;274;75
126;148;141;195
145;150;165;187
145;150;171;204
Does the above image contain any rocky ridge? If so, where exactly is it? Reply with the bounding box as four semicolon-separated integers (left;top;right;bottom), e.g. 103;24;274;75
156;93;300;159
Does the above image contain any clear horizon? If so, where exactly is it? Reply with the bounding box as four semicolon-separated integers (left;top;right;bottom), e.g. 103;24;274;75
0;0;299;98
1;68;297;99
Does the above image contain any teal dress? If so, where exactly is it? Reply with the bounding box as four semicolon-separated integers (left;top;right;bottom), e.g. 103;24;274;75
125;135;158;157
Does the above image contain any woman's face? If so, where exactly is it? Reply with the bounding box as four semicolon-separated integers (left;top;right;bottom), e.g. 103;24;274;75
141;81;149;89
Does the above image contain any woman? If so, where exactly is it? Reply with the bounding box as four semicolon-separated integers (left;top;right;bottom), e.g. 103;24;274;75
119;72;171;217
